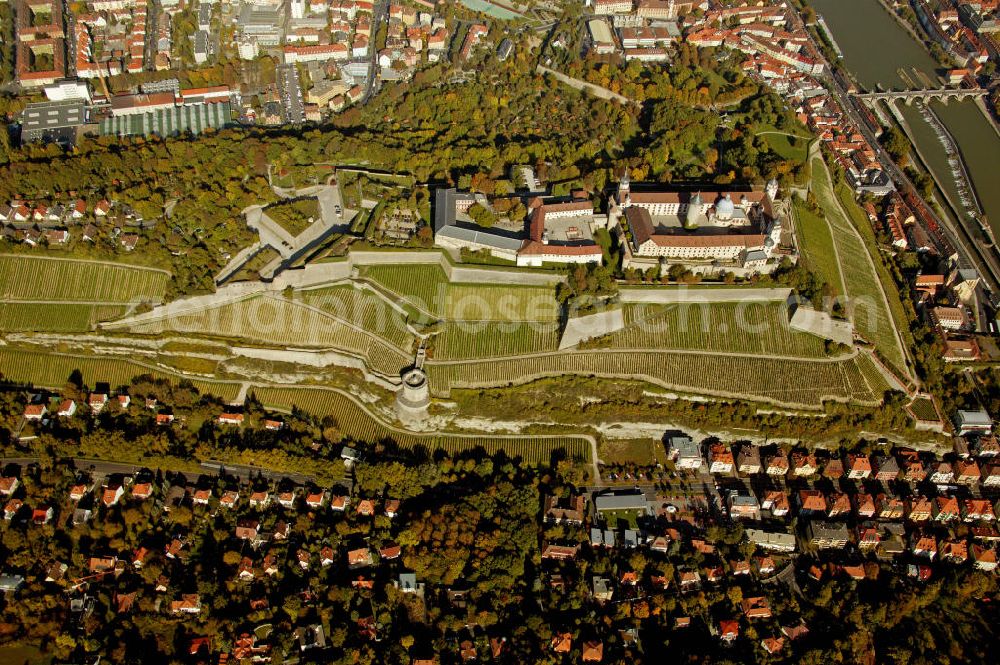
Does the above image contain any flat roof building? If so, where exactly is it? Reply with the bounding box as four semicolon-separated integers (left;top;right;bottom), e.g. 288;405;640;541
20;99;87;146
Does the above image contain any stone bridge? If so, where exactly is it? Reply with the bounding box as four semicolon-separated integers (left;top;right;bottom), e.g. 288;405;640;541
854;88;988;105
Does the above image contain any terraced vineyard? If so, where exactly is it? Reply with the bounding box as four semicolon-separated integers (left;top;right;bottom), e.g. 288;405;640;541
126;294;412;376
433;322;561;359
0;347;241;400
598;301;828;357
0;254;169;302
357;264;448;316
444;284;560;321
357;264;561;323
298;284;414;350
426;351;886;408
0;303;129;332
908;396;940;422
811;158;908;375
253;386;590;464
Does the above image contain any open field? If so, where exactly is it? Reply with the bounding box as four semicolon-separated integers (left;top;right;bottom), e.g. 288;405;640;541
792;202;843;296
591;301;829;357
811;158;908;375
433;321;561;359
599;438;663;465
253;385;590;464
0;254;169;302
0;347;241;400
426;350;890;408
0;303;129;332
125;294;413;376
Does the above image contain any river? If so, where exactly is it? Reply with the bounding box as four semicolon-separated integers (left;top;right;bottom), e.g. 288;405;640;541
809;0;1000;238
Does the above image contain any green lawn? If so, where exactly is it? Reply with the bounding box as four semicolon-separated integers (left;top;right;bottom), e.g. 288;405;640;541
793;202;843;297
759;129;811;162
264;198;320;238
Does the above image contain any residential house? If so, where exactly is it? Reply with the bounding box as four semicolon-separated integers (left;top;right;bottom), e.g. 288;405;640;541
826;492;852;519
320;547;336;567
0;477;20;496
853;493;876;519
741;596;772;619
541;544;580;560
220;490;239;509
543;494;586;524
249;491;270;508
708;444;734;473
955;459;981;485
972;544;998;571
32;506;54;524
68;483;90;501
939;539;968;563
808;521;850;549
736;445;762;475
57;399;77;417
846;454;872;479
582;641;603;663
857;523;880;551
727;490;761;520
765;451;789;476
380;542;401;560
900;452;927;482
170;594;202;614
760;490;790;517
356;499;376;516
668;435;703;470
304;491;327;509
592;576;614;602
933;496;961;523
797;489;827;515
876;494;905;520
348;548;373;569
719;620;740;642
822;458;844;479
23;404;47;421
235;520;260;541
88;393;109;413
192;489;211;506
384;499;401;517
4;499;22;520
962;499;996;522
908;496;933;522
131;483;153;500
330;495;350;511
217;413;244;426
930;462;955;484
872;455;899;481
102;485;125;507
983;464;1000;487
911;534;938;559
790;451;817;477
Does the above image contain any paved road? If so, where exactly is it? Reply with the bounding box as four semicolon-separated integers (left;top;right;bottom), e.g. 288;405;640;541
536;65;638;107
361;0;389;105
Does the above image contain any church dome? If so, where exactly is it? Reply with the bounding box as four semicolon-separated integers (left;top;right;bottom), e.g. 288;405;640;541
716;194;734;220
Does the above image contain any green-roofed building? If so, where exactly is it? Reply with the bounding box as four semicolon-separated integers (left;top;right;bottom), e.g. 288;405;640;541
100;102;233;137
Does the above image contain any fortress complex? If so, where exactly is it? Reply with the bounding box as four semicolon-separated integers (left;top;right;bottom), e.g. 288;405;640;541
611;172;786;270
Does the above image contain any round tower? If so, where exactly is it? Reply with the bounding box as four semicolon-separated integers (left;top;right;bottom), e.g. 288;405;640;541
685;193;702;229
766;178;779;201
395;367;430;426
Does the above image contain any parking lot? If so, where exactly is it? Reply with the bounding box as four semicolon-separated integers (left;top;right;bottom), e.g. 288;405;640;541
279;65;305;124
